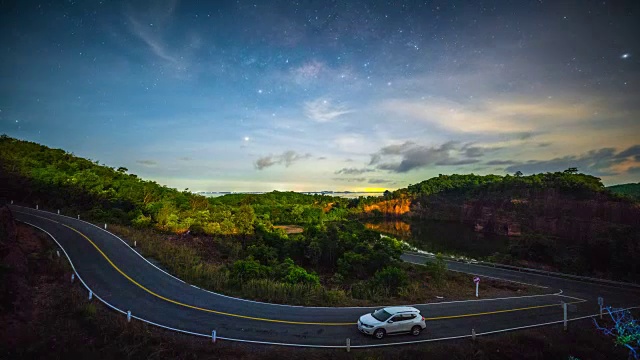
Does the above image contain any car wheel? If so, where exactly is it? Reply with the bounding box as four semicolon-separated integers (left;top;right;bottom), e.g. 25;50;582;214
374;328;386;339
411;326;422;336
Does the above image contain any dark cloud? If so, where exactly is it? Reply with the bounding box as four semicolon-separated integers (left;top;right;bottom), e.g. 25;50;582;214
332;177;366;183
463;146;485;158
335;167;375;175
486;160;517;165
627;167;640;175
368;178;395;184
136;159;157;166
436;158;481;166
504;145;640;176
370;141;484;173
615;145;640;159
255;150;312;170
538;142;552;148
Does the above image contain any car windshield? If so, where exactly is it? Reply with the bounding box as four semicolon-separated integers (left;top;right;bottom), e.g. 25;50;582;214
371;309;392;322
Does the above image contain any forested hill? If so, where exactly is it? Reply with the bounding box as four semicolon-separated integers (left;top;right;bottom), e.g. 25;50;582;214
607;183;640;200
0;135;349;233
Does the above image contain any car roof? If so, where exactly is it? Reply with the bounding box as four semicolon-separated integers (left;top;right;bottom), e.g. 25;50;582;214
382;306;420;314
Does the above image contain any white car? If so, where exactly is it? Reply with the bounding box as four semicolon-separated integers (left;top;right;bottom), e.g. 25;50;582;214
357;306;426;339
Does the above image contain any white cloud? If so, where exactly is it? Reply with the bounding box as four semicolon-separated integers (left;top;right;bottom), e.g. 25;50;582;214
304;98;353;122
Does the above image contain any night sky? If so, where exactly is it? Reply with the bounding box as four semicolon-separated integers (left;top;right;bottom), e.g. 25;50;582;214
1;1;639;192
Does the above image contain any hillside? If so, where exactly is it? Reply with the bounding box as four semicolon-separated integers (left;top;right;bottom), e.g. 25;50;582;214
0;135;348;233
607;182;640;200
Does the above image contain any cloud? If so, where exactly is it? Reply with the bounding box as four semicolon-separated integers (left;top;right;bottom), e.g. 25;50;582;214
317;156;327;160
486;160;517;165
614;145;640;159
504;145;640;176
368;178;395;184
179;157;192;161
254;150;312;170
136;159;158;166
124;0;195;76
370;141;485;173
304;98;353;122
335;167;375;175
333;177;366;183
381;97;599;134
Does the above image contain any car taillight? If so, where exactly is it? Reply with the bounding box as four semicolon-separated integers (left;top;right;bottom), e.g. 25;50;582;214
422;316;425;321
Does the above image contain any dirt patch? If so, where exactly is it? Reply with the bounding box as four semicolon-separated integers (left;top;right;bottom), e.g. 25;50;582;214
273;225;304;234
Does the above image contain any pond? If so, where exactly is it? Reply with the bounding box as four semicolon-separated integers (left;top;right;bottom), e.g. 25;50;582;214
364;219;511;259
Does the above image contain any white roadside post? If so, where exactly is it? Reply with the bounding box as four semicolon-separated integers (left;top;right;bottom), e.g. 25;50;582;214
104;223;107;230
36;204;38;210
77;215;80;220
472;328;476;341
598;297;604;319
71;273;75;283
346;338;351;352
89;290;93;300
563;302;568;331
57;209;60;214
211;330;216;343
10;200;13;205
474;276;480;297
56;250;60;257
127;310;132;322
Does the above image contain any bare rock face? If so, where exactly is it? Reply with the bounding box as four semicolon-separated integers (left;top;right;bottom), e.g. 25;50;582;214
362;198;412;216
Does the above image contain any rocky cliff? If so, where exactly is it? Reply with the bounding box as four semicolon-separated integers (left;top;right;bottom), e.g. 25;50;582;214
362;189;640;240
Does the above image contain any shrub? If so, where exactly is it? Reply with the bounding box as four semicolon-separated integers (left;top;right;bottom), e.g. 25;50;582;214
373;266;409;294
425;253;447;286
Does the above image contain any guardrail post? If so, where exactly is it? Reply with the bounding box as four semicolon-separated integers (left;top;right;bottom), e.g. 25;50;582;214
472;328;476;341
563;302;567;331
346;338;350;352
127;310;131;322
71;273;75;283
598;296;604;319
212;330;216;343
89;290;93;300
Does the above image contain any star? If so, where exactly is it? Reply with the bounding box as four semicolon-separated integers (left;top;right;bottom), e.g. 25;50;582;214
621;53;630;59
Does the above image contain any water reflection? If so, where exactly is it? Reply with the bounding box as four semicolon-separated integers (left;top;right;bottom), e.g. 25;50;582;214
365;219;511;259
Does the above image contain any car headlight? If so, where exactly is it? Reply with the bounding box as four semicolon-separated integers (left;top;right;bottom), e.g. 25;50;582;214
362;323;373;328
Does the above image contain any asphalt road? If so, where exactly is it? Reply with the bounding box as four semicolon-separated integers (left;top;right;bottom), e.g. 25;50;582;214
10;205;640;347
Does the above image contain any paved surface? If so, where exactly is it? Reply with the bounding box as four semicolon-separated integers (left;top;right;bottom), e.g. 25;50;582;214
11;205;640;347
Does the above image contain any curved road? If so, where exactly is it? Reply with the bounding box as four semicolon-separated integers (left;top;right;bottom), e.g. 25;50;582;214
10;205;640;347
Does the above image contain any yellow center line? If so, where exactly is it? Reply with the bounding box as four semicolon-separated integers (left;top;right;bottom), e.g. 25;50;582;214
18;210;588;326
424;300;585;321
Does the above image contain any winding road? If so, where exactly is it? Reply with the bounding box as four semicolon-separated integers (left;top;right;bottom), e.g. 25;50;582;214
10;205;640;348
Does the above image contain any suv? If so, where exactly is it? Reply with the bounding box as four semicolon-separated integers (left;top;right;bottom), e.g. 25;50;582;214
357;306;426;339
